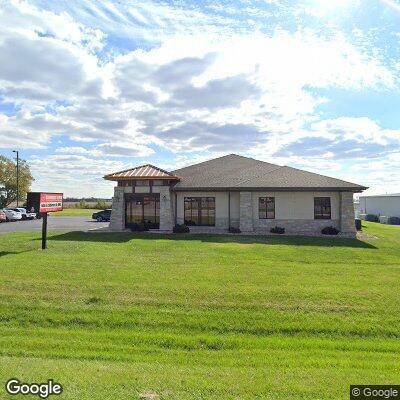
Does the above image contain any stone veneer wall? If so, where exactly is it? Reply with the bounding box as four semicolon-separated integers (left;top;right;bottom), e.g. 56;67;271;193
239;192;254;232
109;185;173;231
109;186;125;231
253;219;340;235
159;186;173;231
340;192;356;238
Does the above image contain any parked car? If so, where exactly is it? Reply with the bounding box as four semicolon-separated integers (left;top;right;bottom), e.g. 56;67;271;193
92;209;111;222
11;208;36;220
0;210;7;223
3;209;23;221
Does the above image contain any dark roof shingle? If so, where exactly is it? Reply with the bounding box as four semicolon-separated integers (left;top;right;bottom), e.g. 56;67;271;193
172;154;367;192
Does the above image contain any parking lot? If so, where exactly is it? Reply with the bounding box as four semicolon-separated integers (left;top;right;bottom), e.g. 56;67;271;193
0;216;109;234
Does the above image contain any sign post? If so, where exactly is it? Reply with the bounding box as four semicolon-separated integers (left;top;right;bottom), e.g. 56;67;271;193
42;212;48;250
27;192;63;250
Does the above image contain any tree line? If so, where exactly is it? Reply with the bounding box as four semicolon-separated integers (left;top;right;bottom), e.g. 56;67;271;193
0;155;34;208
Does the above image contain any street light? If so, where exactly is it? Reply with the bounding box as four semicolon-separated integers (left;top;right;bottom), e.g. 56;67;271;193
12;150;19;207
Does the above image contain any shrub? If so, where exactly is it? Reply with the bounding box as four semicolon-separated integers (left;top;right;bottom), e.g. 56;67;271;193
228;227;241;234
95;200;109;209
130;222;150;232
365;214;379;222
184;220;197;226
75;200;87;209
173;224;190;233
321;226;340;235
270;226;285;234
388;216;400;225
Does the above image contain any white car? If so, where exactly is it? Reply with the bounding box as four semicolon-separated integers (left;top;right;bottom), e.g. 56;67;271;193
3;209;23;221
12;208;36;220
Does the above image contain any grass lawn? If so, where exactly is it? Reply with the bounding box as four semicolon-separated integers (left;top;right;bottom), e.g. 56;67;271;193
0;222;399;399
52;208;102;217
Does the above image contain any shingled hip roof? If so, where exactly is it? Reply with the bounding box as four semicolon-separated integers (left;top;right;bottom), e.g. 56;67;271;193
103;155;367;192
104;164;179;181
171;154;367;192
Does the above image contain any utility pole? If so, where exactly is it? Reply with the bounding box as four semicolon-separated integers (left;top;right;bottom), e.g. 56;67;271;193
12;150;19;207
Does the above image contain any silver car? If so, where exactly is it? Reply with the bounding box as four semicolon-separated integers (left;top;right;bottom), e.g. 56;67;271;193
3;209;23;221
12;208;36;220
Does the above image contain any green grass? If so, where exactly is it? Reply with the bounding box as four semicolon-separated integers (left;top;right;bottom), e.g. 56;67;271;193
52;208;101;217
0;222;399;399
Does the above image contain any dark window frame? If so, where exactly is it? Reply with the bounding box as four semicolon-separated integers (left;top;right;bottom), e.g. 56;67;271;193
124;193;160;228
259;197;275;219
314;197;331;220
184;197;215;226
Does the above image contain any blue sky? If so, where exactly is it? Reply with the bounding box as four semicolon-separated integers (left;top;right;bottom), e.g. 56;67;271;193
0;0;399;197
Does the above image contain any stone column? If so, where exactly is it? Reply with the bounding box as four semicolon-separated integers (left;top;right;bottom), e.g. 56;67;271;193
239;191;254;232
159;186;173;231
109;186;125;231
340;192;356;238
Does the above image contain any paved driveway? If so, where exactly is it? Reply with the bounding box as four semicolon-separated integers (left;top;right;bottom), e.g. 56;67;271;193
0;216;109;234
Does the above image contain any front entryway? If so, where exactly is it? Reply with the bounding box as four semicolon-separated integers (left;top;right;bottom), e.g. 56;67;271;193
125;194;160;229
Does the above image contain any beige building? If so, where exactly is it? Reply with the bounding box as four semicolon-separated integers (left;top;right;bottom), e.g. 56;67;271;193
104;154;367;237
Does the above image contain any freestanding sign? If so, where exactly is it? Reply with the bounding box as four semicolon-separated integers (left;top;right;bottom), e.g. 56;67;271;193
38;193;63;213
27;192;63;249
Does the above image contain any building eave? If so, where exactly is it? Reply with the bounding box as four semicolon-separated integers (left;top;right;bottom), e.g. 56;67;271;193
104;175;179;181
172;186;368;193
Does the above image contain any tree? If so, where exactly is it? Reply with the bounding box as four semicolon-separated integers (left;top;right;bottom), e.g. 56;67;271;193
0;155;34;208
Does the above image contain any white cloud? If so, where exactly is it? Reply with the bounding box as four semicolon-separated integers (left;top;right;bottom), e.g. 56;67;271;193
310;117;400;145
1;0;105;50
96;142;154;157
380;0;400;14
29;154;126;197
55;146;95;155
0;0;399;196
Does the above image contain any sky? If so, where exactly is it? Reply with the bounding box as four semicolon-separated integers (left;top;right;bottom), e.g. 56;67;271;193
0;0;400;198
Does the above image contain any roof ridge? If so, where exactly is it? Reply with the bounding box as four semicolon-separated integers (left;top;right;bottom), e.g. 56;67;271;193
104;163;176;178
172;154;235;172
172;153;280;173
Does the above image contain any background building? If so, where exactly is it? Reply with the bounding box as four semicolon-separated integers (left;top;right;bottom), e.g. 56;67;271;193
359;194;400;217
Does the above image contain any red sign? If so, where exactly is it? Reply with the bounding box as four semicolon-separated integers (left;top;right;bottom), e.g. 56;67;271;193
39;193;63;213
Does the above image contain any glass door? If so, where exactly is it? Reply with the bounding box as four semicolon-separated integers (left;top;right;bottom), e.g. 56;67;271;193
125;194;160;228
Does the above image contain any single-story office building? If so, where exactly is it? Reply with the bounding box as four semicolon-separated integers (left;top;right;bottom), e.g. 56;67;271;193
104;154;367;237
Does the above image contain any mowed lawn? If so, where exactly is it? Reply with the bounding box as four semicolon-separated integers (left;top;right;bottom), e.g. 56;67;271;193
0;222;399;399
52;208;102;217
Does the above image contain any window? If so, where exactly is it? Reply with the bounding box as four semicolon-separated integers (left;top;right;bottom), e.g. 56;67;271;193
152;180;169;186
136;180;149;186
259;197;275;219
125;194;160;228
184;197;215;226
118;181;132;187
314;197;331;219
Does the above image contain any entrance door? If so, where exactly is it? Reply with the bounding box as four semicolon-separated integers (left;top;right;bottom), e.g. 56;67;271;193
125;194;160;229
